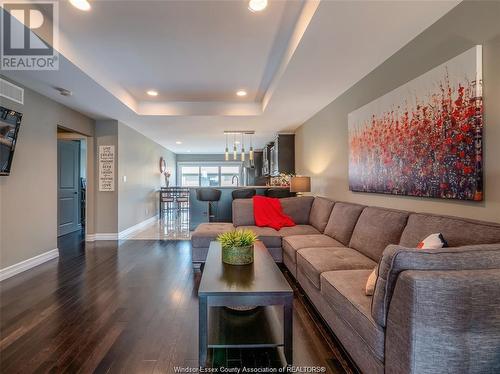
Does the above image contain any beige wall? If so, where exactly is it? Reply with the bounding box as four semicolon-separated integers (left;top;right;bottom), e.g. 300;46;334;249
118;123;176;232
0;79;95;268
295;2;500;223
94;120;119;234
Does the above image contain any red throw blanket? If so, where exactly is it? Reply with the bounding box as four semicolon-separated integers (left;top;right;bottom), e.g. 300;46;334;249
252;195;295;231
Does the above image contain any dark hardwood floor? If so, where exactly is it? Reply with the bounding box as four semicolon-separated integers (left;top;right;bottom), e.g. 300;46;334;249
0;232;348;373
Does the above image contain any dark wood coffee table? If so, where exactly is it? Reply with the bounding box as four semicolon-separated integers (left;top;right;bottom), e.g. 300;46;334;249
198;240;294;367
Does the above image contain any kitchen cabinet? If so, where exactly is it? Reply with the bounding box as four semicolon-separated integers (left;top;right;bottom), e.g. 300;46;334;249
269;134;295;176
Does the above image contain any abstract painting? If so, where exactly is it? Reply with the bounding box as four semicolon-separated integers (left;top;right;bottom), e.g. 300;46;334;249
348;46;483;201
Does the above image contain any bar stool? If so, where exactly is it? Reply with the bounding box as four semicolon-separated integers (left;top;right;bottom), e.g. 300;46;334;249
196;188;222;222
174;187;190;229
160;187;175;219
265;188;292;198
231;188;256;200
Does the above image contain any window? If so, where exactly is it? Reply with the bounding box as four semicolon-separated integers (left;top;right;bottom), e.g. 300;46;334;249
180;166;200;187
178;163;241;187
200;166;219;186
221;166;240;186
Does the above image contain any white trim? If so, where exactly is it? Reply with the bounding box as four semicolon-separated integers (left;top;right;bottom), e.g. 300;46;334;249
0;249;59;282
118;215;158;239
85;233;118;241
262;0;320;111
85;215;158;241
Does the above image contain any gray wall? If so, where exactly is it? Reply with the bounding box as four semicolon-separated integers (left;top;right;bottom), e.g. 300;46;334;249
0;78;94;268
295;1;500;223
118;123;176;232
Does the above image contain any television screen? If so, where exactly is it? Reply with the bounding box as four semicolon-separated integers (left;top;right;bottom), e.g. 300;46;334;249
0;106;22;176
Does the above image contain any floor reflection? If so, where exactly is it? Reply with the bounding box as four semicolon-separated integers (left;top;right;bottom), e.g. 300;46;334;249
126;212;191;240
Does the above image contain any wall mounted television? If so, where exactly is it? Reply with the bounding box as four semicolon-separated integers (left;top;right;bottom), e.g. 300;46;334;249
0;106;22;176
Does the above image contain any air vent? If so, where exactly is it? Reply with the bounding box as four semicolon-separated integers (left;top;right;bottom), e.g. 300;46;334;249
0;78;24;105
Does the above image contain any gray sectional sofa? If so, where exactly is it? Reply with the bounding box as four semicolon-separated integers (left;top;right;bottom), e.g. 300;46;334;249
191;196;500;373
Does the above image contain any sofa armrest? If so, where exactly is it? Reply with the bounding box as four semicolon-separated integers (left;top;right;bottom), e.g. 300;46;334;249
371;243;500;327
385;269;500;374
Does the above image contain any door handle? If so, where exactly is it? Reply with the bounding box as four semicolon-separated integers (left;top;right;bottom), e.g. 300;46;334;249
74;192;78;194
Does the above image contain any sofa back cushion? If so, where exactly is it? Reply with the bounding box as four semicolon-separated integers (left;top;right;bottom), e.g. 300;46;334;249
232;196;314;227
400;213;500;248
371;243;500;327
349;207;409;261
232;199;255;226
308;197;335;232
280;196;314;225
324;202;365;245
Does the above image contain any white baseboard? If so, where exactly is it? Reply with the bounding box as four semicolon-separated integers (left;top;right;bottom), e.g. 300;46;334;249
85;215;158;242
0;248;59;282
119;215;158;239
85;233;118;241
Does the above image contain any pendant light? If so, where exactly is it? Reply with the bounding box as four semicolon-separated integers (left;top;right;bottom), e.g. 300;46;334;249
224;133;229;161
233;134;237;160
241;133;246;162
249;133;254;161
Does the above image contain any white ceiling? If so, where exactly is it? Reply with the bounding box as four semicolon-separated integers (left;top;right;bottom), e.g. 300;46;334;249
1;0;459;153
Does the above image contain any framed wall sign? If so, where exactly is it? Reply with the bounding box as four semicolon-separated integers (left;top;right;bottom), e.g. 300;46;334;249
99;145;115;192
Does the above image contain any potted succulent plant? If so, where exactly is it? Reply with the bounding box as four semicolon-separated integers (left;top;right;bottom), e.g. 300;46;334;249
217;229;258;265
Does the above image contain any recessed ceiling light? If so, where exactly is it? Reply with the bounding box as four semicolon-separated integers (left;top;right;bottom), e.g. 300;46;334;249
248;0;267;12
235;141;241;145
187;150;192;153
147;90;159;97
70;0;91;11
236;90;247;97
176;141;182;145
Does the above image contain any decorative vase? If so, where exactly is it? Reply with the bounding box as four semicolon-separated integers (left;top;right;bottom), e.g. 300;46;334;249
222;245;254;265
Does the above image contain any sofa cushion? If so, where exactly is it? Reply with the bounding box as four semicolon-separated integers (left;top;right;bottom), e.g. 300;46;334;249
191;223;235;248
297;247;376;289
279;225;320;237
283;234;344;264
232;196;314;227
309;197;335;232
324;202;365;245
349;207;409;261
399;213;500;248
237;225;282;248
372;243;500;328
321;270;385;360
232;199;255;226
280;196;314;224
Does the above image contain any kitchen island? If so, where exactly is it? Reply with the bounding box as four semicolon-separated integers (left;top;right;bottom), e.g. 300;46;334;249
188;186;290;230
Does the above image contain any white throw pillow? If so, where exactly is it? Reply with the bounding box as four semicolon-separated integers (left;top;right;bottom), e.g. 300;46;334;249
365;233;448;296
417;233;448;249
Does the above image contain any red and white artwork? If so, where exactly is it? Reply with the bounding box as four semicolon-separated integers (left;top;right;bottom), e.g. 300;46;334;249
348;46;483;201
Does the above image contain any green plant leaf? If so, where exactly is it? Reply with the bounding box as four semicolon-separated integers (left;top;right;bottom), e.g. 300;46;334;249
217;229;257;249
